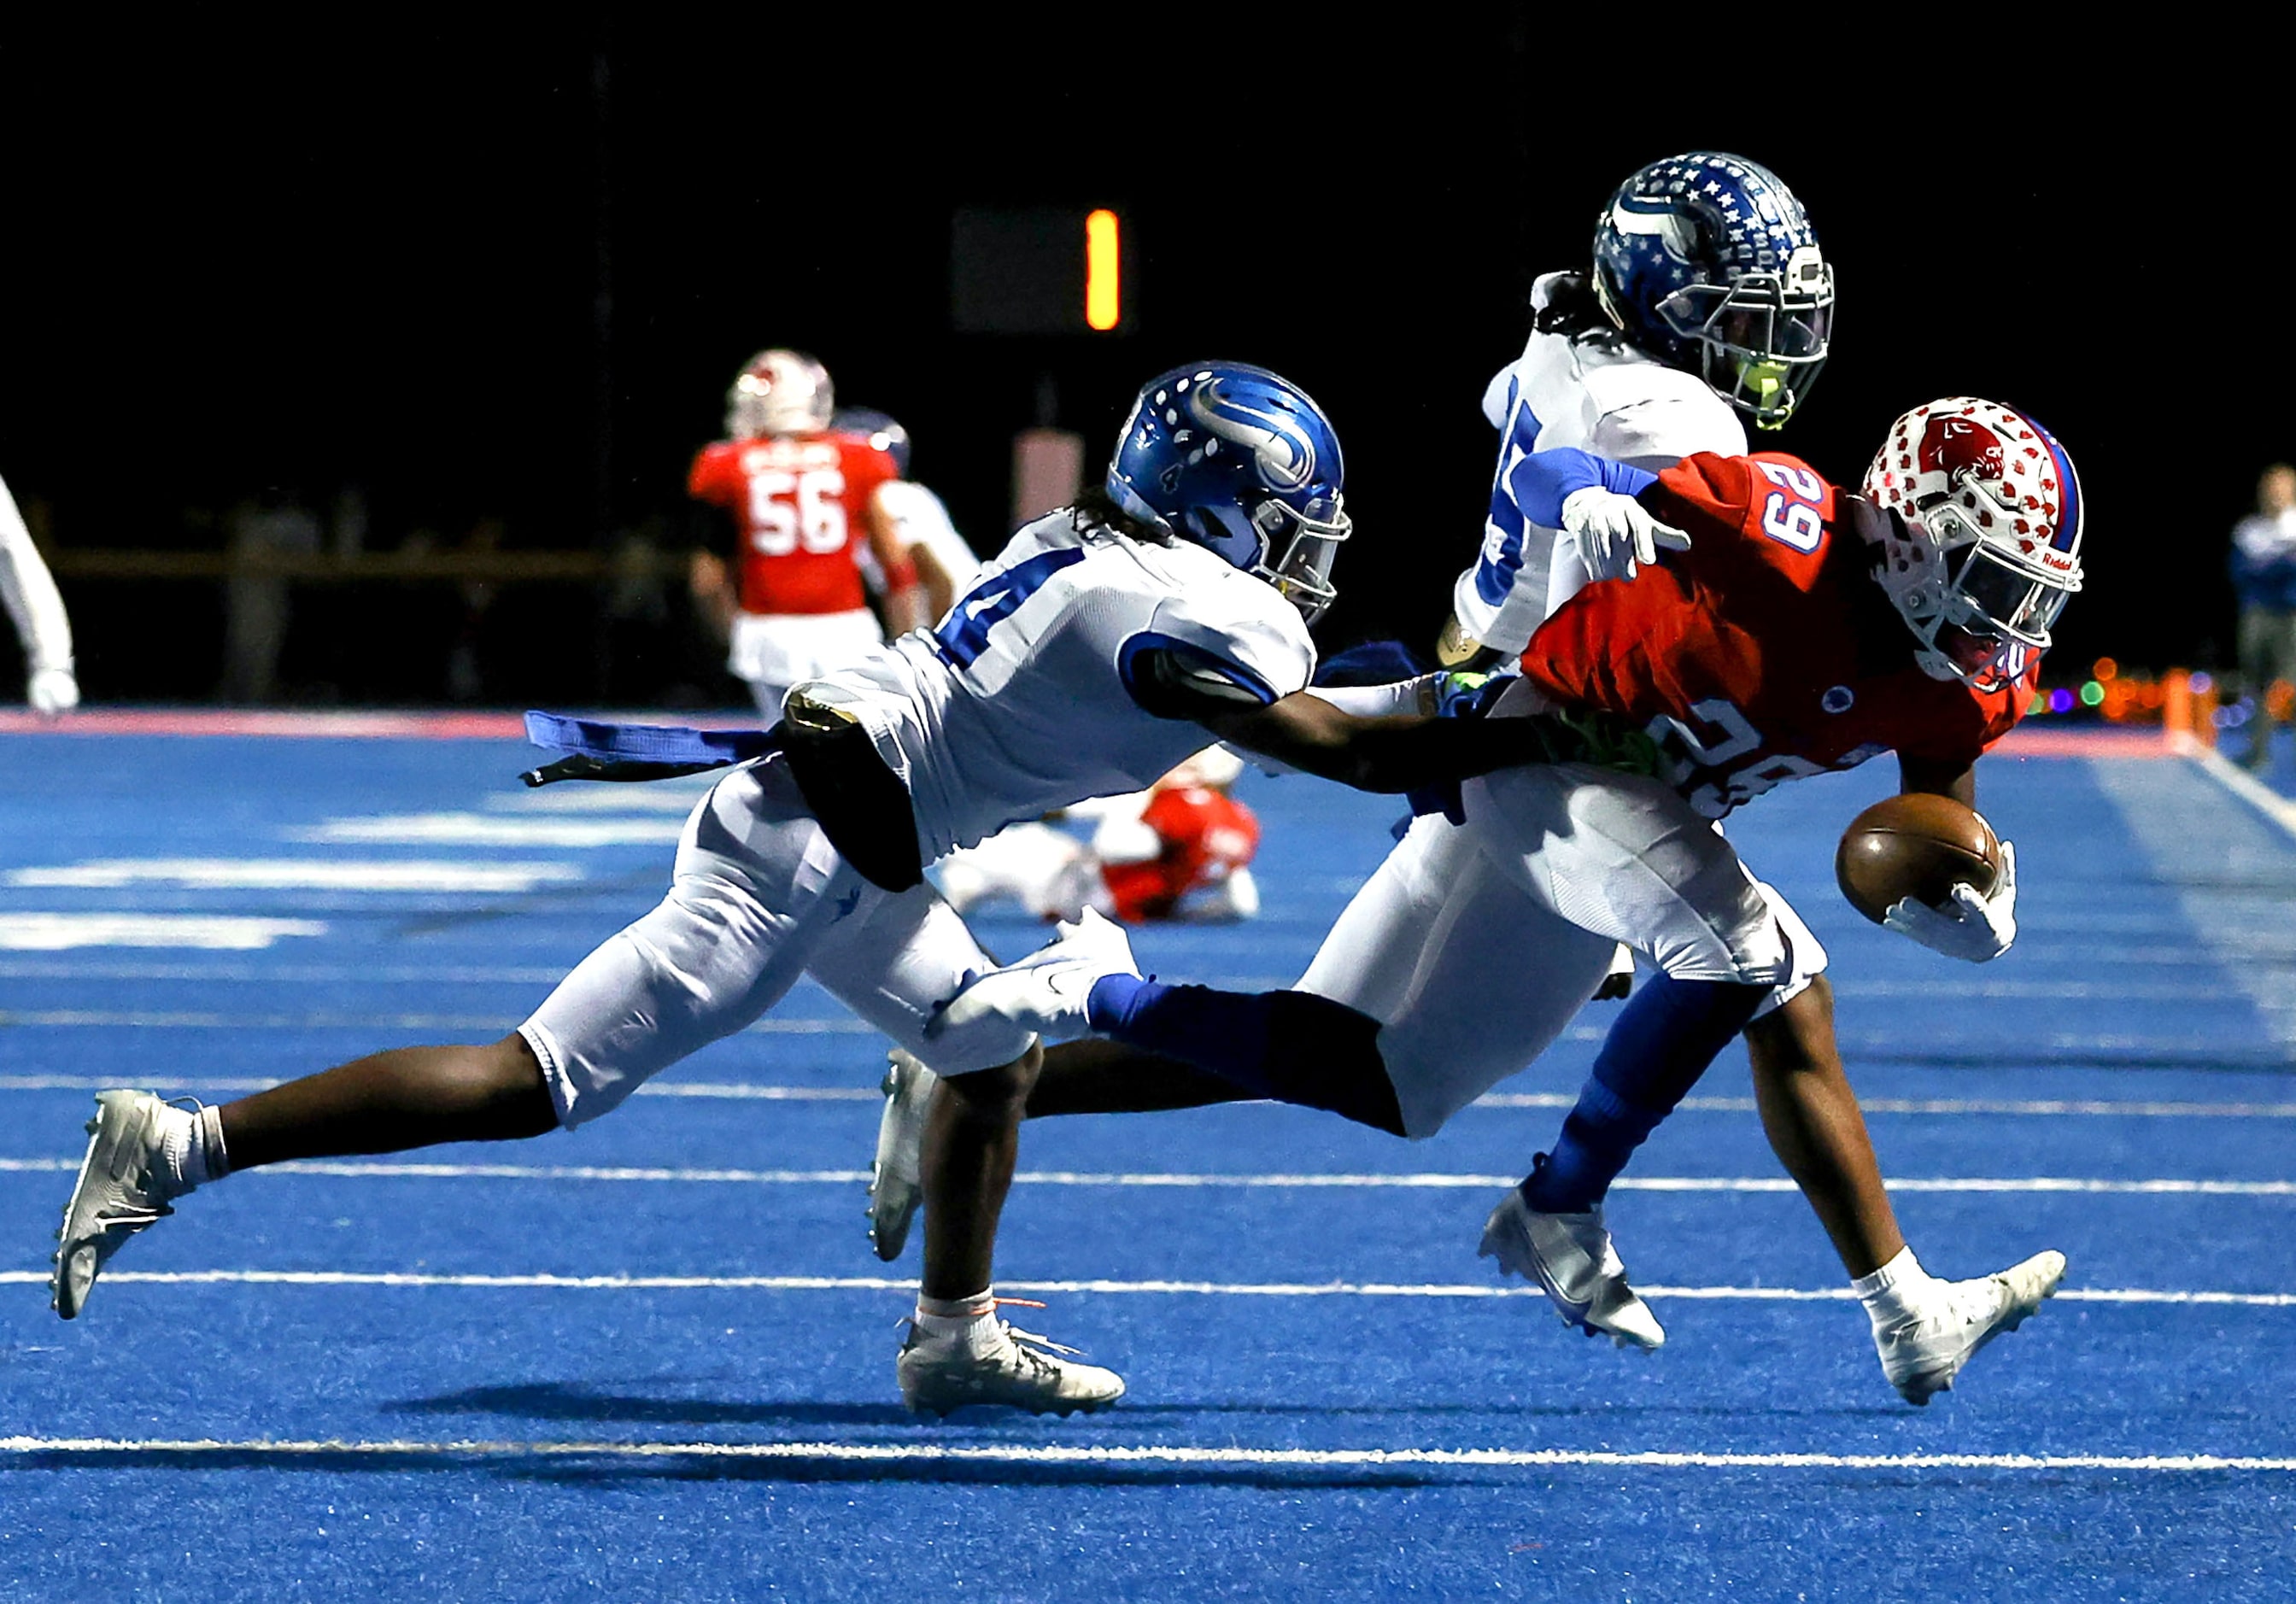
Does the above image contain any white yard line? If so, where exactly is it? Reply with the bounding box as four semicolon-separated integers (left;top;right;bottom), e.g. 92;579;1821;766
1;1156;2288;1194
0;1434;2287;1473
1;1076;2287;1116
0;1010;2257;1059
0;916;329;951
0;1011;872;1034
0;1267;2287;1308
6;860;583;892
0;1074;880;1100
291;814;683;847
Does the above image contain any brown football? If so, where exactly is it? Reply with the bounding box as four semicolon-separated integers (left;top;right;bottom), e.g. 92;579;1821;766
1834;793;2004;925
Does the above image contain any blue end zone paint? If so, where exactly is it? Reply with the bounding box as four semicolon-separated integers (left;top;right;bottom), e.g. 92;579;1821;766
0;733;2291;1599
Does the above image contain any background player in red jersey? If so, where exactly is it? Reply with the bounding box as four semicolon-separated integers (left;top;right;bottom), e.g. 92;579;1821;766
934;746;1264;925
922;397;2081;1404
688;349;922;714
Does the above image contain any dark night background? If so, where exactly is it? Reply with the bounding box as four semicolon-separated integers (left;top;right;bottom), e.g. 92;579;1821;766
0;17;2279;705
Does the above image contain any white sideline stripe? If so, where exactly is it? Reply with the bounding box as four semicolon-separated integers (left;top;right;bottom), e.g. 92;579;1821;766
0;915;328;951
0;1435;2288;1474
7;859;583;892
0;1075;2282;1119
0;1269;2287;1308
294;814;684;847
2191;746;2296;841
3;1155;2291;1195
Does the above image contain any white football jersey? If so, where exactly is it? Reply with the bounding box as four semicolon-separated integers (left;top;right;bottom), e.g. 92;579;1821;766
852;481;987;600
1450;272;1747;655
794;510;1315;863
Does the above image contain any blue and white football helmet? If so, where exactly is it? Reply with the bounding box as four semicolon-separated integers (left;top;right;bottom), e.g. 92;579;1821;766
1106;362;1351;623
1591;152;1835;430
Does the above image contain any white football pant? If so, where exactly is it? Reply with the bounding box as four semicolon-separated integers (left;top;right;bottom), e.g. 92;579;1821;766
1298;764;1823;1139
518;754;1036;1127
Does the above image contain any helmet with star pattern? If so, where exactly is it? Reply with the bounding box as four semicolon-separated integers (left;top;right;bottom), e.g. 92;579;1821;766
1590;152;1834;430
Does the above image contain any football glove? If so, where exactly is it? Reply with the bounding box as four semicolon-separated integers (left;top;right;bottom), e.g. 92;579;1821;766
1883;840;2018;962
27;664;77;716
1559;487;1691;582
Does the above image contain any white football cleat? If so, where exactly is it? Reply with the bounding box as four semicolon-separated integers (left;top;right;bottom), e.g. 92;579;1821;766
897;1318;1127;1417
927;907;1140;1045
52;1090;183;1320
1877;1250;2065;1405
868;1050;940;1262
1479;1186;1666;1351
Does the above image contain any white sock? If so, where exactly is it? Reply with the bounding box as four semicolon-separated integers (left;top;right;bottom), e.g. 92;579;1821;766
152;1101;231;1197
1851;1245;1940;1332
912;1289;998;1351
153;1104;202;1196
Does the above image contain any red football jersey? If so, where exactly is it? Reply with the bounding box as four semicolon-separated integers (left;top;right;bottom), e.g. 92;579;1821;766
688;432;899;616
1100;787;1262;922
1517;451;2037;819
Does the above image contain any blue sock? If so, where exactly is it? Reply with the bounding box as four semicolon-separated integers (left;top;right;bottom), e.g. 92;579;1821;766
1085;975;1402;1133
1521;975;1770;1213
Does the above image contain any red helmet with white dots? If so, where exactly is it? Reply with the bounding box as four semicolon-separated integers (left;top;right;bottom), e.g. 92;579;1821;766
1860;397;2083;691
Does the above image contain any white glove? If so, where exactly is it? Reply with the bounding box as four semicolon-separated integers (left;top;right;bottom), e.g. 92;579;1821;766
1884;840;2018;962
26;665;78;716
1559;486;1692;582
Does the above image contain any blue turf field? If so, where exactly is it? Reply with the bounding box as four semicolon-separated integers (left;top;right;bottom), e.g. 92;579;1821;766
2;724;2293;1601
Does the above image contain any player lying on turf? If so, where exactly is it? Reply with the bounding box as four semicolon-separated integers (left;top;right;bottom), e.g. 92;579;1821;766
935;745;1263;924
52;362;1582;1417
894;396;2081;1404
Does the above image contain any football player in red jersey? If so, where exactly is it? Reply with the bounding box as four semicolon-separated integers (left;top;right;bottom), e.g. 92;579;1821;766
688;350;923;714
919;397;2082;1403
933;746;1264;926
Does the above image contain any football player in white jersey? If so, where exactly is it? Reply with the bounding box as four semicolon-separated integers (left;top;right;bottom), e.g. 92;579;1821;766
50;363;1567;1416
1438;151;1830;670
833;406;987;624
0;470;79;713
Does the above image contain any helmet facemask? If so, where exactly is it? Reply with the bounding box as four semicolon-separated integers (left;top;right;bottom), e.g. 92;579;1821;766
1659;247;1835;430
1868;501;2076;694
1183;491;1351;626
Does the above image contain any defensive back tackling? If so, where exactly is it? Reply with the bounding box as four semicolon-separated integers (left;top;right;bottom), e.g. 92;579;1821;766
50;362;1567;1419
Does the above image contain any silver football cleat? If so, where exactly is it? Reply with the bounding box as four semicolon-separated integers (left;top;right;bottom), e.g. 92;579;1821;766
868;1050;940;1262
897;1317;1126;1418
1479;1186;1666;1351
53;1090;183;1320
